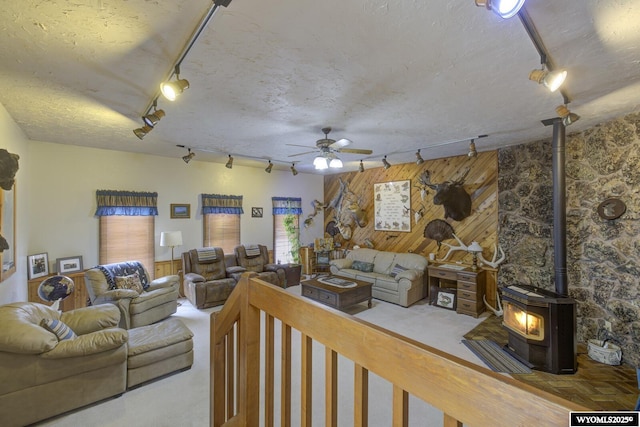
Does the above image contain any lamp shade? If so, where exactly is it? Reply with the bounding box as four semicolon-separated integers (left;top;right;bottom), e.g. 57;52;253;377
468;241;483;253
160;231;183;247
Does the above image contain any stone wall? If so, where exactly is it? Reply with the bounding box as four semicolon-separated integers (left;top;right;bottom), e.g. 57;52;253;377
498;111;640;367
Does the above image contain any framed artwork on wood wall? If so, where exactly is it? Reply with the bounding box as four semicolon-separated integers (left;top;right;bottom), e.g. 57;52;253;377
374;180;411;232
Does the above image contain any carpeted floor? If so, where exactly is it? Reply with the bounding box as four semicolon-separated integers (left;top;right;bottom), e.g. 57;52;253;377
464;315;639;411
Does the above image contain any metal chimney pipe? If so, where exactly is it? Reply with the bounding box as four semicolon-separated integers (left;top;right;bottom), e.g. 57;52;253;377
552;118;568;296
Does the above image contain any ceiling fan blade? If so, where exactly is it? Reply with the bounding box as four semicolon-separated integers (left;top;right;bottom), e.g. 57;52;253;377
337;148;373;155
288;150;317;157
330;138;352;149
286;143;316;149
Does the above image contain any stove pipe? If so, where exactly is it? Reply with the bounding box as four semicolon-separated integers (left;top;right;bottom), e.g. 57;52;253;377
552;119;568;296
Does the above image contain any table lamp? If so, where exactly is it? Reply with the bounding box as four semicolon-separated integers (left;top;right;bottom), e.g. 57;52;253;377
467;241;483;271
160;231;183;275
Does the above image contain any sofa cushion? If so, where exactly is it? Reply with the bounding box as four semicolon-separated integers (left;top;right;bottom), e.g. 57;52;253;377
115;273;144;294
372;251;396;274
40;318;77;341
351;260;374;272
42;328;128;359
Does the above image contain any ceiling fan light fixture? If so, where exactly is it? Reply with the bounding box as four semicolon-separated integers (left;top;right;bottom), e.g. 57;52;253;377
475;0;525;19
225;155;233;169
133;125;153;140
415;149;425;165
556;104;580;126
359;160;365;173
265;161;273;173
529;68;567;92
313;156;329;170
290;163;298;176
329;157;343;168
382;156;391;170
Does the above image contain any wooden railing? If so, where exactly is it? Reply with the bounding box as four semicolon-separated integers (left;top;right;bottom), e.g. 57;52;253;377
210;273;586;426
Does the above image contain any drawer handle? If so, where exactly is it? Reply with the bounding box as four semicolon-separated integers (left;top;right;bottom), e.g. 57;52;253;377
438;272;447;277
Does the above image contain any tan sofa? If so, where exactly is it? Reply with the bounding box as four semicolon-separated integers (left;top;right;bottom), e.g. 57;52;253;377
0;302;128;427
85;261;179;329
329;248;428;307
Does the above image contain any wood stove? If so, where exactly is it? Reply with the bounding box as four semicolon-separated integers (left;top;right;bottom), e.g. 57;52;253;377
502;284;577;374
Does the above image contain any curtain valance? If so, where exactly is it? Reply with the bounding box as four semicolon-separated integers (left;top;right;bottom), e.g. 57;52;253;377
202;194;244;214
272;197;302;215
95;190;158;216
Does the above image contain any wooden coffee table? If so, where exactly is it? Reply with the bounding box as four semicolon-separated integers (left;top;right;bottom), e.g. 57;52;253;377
301;276;372;311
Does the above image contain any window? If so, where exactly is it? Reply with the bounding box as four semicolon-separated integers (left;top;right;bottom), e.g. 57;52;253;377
95;190;158;277
203;213;240;254
272;197;302;264
202;194;243;253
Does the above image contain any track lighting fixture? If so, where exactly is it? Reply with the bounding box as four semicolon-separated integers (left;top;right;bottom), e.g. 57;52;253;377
415;149;425;165
556;104;580;126
529;66;567;93
133;125;153;140
313;156;329;170
182;148;195;164
382;156;391;170
225;155;234;169
468;139;478;158
265;161;273;173
359;160;365;173
142;99;166;128
475;0;525;19
160;66;190;101
290;163;298;176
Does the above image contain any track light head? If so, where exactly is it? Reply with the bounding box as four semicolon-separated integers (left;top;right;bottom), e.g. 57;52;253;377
359;160;365;173
225;155;234;169
133;125;153;140
556;104;580;126
161;78;190;101
415;150;425;165
265;161;273;173
529;68;567;92
468;139;478;158
182;149;195;164
382;156;391;170
290;163;298;176
475;0;525;19
142;109;166;127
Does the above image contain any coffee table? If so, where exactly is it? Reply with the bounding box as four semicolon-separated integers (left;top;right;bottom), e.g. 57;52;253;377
301;276;372;311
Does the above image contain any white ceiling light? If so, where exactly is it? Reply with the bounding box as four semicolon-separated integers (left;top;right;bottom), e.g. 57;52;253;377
475;0;525;19
329;157;343;168
313;156;329;170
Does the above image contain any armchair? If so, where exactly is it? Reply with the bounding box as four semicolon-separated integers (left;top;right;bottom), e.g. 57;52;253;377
233;244;284;286
182;247;238;309
84;261;179;329
0;302;128;427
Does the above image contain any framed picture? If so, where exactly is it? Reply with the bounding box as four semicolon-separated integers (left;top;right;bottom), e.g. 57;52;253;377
435;289;457;310
251;207;263;218
374;180;411;232
56;256;83;274
170;204;190;219
27;252;49;280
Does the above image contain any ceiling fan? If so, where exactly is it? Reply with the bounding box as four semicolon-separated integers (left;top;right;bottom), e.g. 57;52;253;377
288;127;373;169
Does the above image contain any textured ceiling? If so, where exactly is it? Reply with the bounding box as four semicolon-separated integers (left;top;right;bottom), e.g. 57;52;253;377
1;0;639;174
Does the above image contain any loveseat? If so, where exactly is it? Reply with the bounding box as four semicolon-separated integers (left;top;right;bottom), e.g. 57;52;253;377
0;302;128;427
329;248;428;307
85;261;179;329
182;247;238;309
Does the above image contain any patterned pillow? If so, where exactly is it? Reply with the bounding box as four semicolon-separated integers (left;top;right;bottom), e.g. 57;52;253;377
40;318;77;341
390;264;408;278
351;260;374;273
115;272;144;294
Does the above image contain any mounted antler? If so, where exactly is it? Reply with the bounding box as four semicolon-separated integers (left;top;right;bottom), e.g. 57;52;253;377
477;244;505;268
484;291;503;317
437;234;469;261
415;170;431;201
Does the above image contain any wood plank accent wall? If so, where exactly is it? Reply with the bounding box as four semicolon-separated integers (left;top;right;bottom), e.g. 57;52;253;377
323;151;499;269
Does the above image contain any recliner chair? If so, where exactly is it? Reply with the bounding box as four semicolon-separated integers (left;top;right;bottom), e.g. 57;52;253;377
84;261;179;329
182;247;238;309
233;244;283;286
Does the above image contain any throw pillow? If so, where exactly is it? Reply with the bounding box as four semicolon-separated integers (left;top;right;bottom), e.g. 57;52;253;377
115;272;144;294
351;260;374;273
40;318;77;341
390;264;409;278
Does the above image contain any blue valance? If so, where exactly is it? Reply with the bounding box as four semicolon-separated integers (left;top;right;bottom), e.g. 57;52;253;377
272;197;302;215
95;190;158;216
202;194;244;215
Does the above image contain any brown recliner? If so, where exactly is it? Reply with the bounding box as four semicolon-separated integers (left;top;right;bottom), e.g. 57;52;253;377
233;244;283;286
182;248;238;309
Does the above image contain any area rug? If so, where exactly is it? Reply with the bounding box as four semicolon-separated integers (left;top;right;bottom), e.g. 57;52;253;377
462;339;532;374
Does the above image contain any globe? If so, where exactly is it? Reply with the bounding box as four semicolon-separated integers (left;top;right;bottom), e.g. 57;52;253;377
38;275;75;302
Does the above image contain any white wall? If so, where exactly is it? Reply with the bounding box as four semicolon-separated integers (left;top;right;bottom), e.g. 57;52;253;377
0;103;31;303
0;105;324;304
